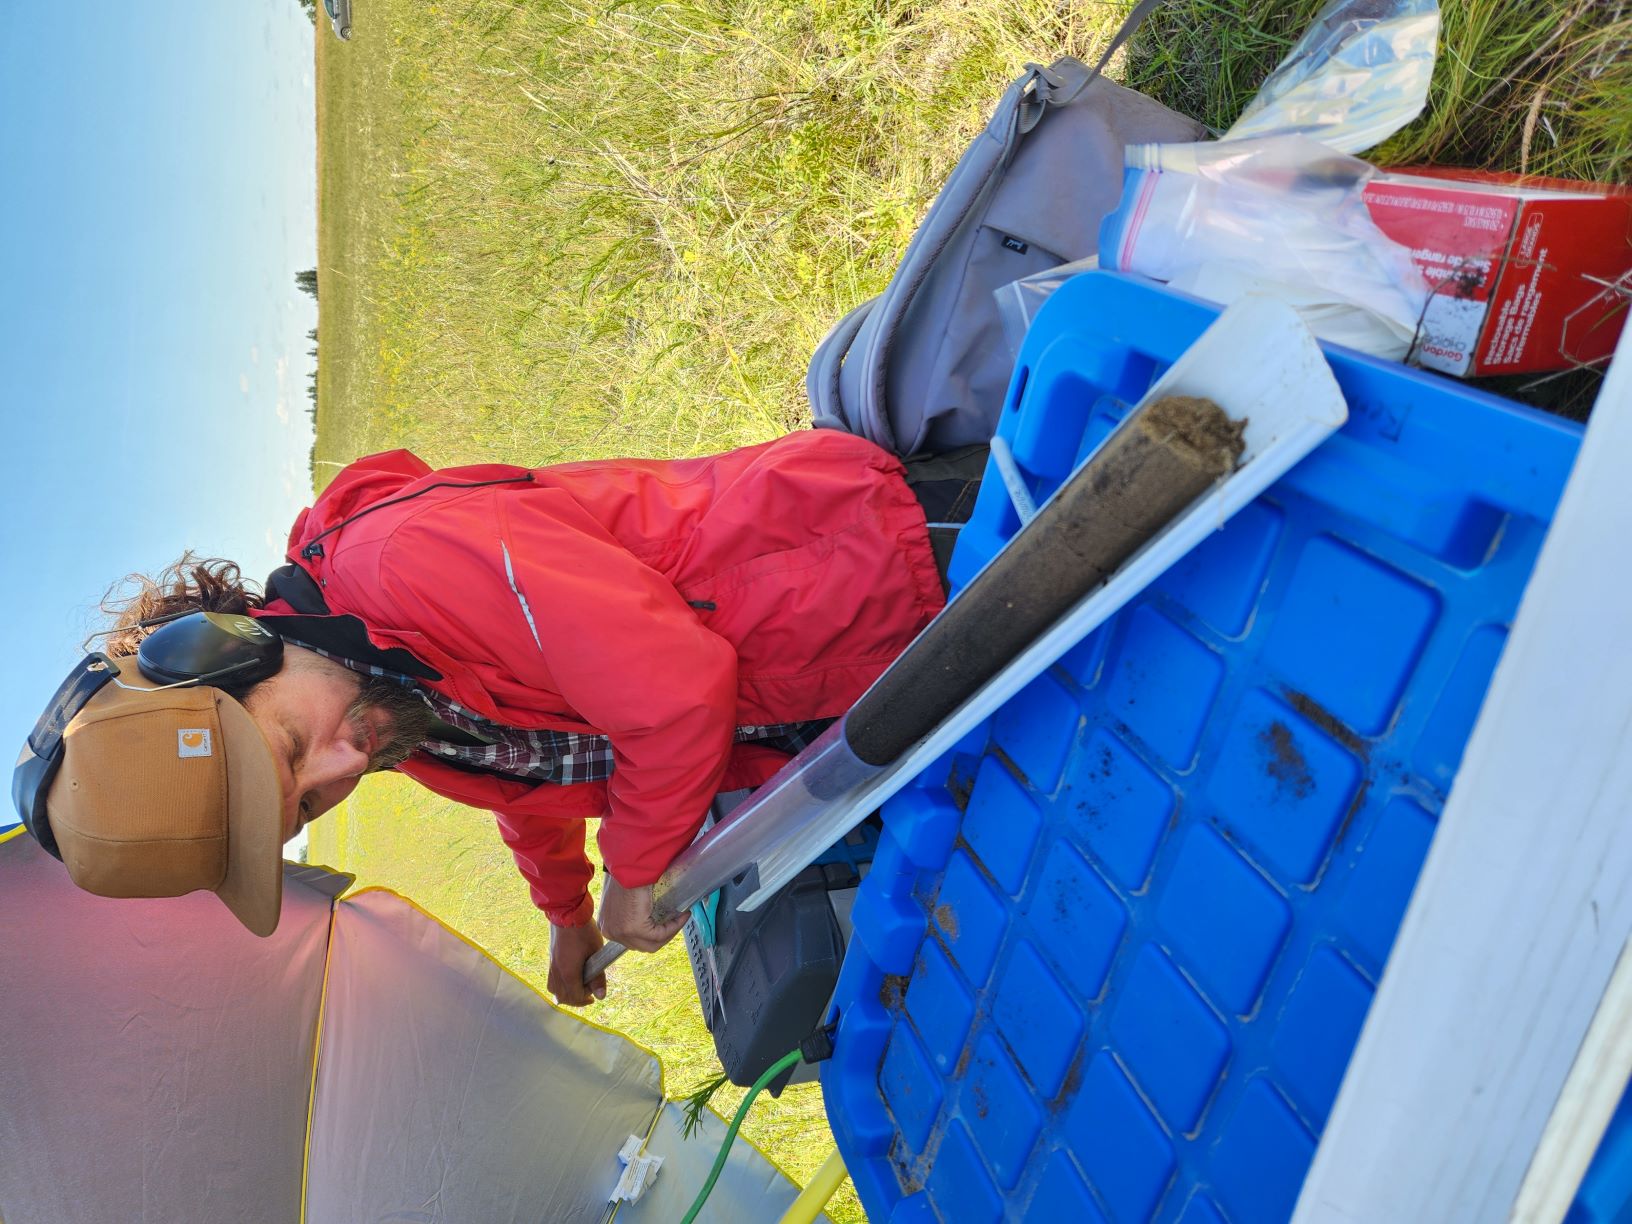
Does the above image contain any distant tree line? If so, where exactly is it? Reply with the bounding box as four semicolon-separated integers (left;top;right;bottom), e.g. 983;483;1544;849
306;328;319;423
297;269;320;476
296;0;317;23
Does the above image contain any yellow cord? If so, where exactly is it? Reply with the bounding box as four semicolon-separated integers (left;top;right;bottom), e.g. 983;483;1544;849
778;1147;848;1224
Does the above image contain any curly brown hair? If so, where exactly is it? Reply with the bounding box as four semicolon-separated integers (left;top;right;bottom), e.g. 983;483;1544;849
93;552;265;658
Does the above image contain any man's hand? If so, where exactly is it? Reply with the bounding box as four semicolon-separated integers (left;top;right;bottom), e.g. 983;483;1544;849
548;916;607;1006
599;875;689;953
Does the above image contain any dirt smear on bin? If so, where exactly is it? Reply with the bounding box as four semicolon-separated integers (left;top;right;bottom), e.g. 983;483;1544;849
1260;720;1314;798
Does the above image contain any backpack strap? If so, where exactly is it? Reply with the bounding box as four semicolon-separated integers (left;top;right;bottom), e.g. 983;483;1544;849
1055;0;1173;108
1021;0;1173;133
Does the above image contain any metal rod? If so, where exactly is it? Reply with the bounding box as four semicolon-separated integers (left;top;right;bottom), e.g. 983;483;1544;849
583;939;628;983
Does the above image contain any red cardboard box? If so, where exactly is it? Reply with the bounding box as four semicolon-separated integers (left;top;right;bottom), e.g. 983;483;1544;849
1361;169;1632;377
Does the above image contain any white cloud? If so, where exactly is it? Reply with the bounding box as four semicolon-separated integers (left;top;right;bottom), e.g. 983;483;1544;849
250;345;260;365
273;355;292;425
239;373;251;395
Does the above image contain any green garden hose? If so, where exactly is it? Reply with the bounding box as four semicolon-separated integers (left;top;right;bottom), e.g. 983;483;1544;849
680;1047;804;1224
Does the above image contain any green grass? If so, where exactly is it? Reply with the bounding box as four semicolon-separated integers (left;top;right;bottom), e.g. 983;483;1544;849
314;0;1146;471
1125;0;1632;182
313;1;1629;1216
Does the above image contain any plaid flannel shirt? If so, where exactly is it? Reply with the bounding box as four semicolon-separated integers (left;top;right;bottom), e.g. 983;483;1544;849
283;636;830;786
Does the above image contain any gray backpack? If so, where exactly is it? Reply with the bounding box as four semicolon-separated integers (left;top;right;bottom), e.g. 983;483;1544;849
807;5;1203;456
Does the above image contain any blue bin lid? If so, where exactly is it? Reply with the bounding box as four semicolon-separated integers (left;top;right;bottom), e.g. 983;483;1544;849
821;272;1585;1223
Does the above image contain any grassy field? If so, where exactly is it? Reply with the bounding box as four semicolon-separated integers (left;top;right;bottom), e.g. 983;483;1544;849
312;0;1628;1217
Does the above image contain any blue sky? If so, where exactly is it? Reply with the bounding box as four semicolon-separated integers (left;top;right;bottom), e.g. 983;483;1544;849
1;3;318;825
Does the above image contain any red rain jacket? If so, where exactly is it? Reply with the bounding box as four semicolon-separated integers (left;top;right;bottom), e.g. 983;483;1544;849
262;432;944;925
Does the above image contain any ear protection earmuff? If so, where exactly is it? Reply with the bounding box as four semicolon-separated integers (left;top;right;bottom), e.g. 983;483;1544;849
131;610;285;688
11;612;286;860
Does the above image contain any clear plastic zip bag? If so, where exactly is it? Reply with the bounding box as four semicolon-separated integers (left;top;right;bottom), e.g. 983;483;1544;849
1102;135;1431;358
997;0;1442;360
1225;0;1441;154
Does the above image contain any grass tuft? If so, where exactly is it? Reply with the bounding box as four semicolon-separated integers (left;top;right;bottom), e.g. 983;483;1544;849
680;1070;733;1140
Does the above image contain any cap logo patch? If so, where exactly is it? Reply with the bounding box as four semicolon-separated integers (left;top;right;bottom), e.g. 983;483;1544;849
178;729;213;758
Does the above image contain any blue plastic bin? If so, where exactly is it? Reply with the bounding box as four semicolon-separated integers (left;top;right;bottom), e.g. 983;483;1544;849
821;272;1591;1222
1571;1084;1632;1224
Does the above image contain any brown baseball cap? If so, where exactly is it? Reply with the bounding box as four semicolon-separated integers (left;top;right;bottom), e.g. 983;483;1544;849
45;675;285;936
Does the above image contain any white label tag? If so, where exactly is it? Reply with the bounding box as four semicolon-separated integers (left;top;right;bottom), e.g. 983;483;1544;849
609;1134;663;1203
177;729;213;758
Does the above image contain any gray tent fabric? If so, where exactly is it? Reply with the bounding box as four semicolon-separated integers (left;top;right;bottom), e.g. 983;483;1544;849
0;831;336;1224
304;889;665;1223
0;828;828;1223
617;1100;827;1224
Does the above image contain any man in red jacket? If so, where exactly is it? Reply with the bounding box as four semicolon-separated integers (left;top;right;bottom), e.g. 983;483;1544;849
56;430;978;1004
